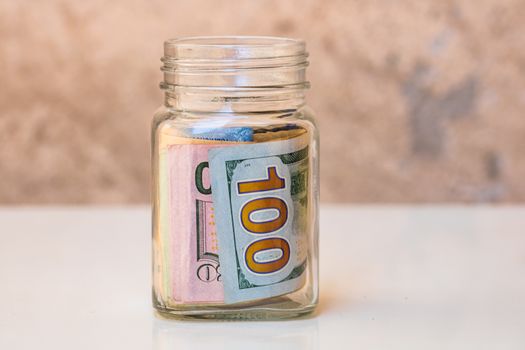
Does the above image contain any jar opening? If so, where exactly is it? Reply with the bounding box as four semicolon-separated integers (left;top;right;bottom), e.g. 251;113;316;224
161;36;309;89
164;36;306;60
161;36;309;112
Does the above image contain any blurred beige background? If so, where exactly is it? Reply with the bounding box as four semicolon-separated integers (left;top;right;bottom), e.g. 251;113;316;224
1;0;524;204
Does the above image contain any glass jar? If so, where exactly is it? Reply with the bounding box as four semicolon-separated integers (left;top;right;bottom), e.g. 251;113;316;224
151;36;319;320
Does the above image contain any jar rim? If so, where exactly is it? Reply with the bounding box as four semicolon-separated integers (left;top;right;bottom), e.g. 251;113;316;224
161;36;309;98
164;36;306;60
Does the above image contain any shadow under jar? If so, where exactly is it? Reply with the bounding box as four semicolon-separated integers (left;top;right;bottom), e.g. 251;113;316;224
151;36;319;320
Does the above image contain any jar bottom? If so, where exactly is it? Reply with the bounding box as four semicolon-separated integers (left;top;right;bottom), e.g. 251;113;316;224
153;295;317;321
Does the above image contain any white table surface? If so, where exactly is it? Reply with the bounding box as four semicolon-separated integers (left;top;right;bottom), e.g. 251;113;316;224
1;206;524;349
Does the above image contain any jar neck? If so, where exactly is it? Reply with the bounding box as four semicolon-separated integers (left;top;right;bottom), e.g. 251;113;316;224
160;36;309;113
164;87;307;113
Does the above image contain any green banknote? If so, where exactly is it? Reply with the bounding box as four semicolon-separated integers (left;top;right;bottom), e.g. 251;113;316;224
209;133;309;303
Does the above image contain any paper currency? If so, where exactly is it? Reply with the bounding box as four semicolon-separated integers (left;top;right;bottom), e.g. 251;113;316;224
168;143;225;303
155;124;309;305
155;127;253;304
209;133;309;303
184;127;253;142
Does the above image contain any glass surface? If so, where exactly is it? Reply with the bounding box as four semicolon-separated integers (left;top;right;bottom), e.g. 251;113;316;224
152;36;319;320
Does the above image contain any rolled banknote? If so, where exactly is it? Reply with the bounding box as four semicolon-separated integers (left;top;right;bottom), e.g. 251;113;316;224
168;143;226;303
209;132;309;303
253;125;306;143
155;124;309;305
184;127;253;142
155;127;253;304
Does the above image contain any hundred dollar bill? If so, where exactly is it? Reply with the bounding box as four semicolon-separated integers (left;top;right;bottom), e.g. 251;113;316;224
209;133;310;303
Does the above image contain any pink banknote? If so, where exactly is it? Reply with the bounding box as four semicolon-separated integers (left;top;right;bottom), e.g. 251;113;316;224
168;143;225;303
